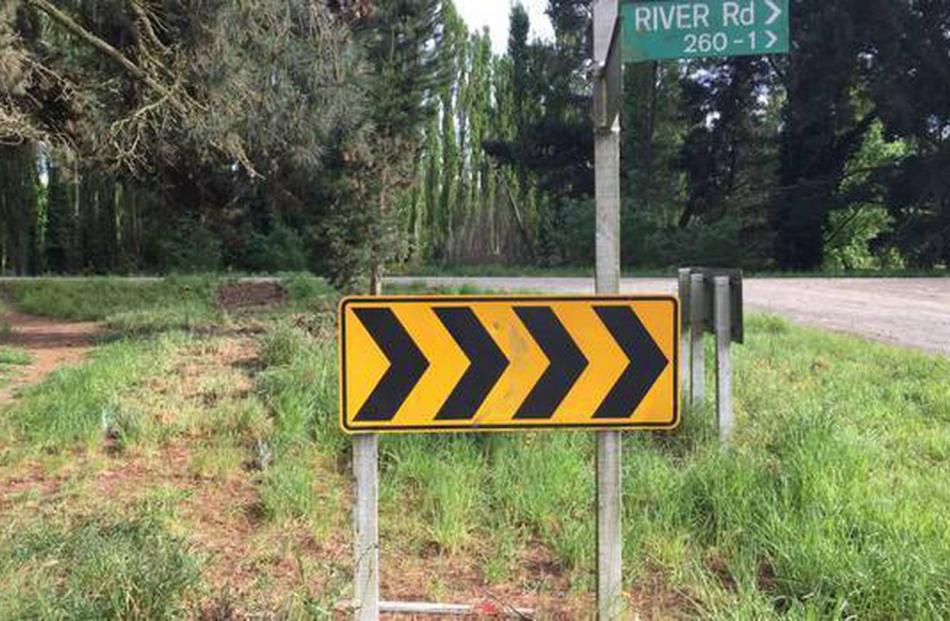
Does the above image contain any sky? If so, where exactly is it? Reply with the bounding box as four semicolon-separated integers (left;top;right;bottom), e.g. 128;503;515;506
455;0;554;54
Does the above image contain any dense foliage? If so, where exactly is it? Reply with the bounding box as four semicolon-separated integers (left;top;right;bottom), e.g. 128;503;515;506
1;1;949;281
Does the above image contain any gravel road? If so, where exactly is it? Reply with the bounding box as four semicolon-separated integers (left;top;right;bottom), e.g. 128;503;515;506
3;275;946;356
389;276;950;357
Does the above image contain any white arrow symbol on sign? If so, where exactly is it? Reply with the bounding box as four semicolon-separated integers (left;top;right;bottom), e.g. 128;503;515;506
764;0;782;26
765;30;778;48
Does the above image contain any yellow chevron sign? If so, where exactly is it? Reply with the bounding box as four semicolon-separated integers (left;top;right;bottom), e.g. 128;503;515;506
339;296;679;433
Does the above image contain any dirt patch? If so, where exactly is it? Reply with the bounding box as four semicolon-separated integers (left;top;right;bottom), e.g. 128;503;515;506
0;462;62;510
627;571;697;620
0;311;100;402
216;281;287;311
0;321;692;618
372;541;596;619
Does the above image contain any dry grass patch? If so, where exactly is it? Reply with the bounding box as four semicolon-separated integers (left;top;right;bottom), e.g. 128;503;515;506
0;330;351;617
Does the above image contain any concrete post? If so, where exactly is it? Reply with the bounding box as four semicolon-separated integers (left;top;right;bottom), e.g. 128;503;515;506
593;1;623;618
353;434;379;620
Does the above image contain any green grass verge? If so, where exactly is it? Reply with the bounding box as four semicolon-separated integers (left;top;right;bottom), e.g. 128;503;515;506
2;297;948;617
0;346;32;388
4;276;221;321
250;312;950;617
0;336;178;455
2;273;337;335
386;316;949;617
0;513;202;620
0;347;31;366
3;276;225;337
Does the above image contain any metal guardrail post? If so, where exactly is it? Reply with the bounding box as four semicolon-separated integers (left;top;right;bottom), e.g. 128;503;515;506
677;268;691;401
689;272;706;408
714;276;734;442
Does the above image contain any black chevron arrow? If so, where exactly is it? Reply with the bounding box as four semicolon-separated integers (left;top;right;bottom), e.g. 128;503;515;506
353;307;429;422
434;307;509;420
593;306;669;419
514;306;588;419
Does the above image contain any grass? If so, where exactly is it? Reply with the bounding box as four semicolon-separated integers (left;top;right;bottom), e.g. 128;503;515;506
0;514;202;619
0;346;31;388
0;299;28;387
255;321;348;529
0;336;175;454
0;277;948;617
4;275;222;321
0;303;10;336
0;347;31;366
2;273;336;336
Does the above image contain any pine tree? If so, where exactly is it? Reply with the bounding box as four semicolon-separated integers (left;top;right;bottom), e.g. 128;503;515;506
44;156;77;273
0;144;40;275
773;0;874;270
323;0;447;291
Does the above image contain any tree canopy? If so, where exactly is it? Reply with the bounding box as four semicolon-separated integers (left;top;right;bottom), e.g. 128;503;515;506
1;1;948;280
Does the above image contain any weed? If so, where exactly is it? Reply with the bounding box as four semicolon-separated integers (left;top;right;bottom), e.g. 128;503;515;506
3;277;949;617
106;302;223;336
0;336;174;452
753;313;791;335
259;321;312;369
0;346;30;366
256;323;341;454
0;346;31;388
382;436;488;555
280;272;336;309
0;515;202;619
189;438;246;481
481;528;520;583
0;297;10;336
4;276;220;321
102;402;151;452
258;455;316;522
215;399;273;444
255;322;347;532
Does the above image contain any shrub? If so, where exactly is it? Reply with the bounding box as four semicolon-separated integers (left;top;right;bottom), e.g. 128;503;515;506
823;206;904;271
151;218;223;273
625;212;769;269
245;223;308;273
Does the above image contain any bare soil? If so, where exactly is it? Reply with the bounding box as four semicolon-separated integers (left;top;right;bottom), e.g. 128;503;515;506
0;311;100;402
216;281;287;311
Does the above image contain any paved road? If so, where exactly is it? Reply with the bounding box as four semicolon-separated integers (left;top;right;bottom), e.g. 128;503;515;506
389;276;950;357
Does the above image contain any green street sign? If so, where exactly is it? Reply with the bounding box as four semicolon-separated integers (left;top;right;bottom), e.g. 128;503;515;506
621;0;789;63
